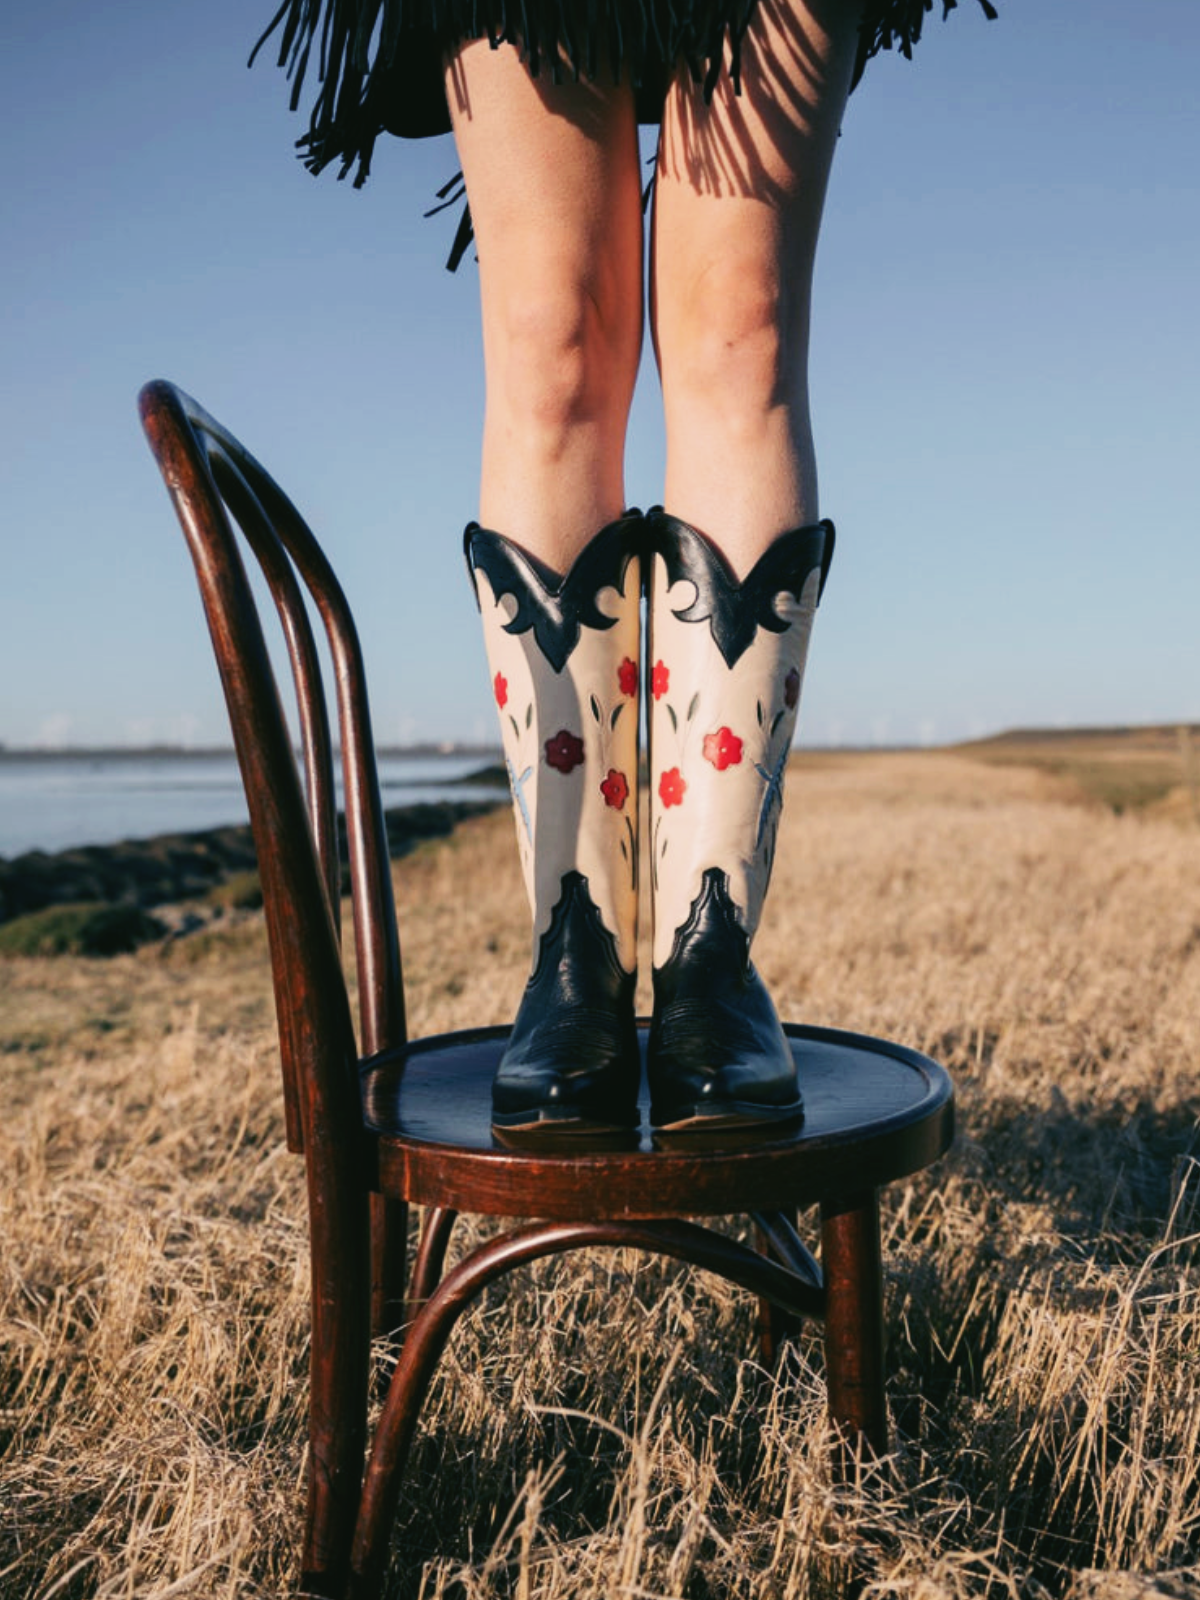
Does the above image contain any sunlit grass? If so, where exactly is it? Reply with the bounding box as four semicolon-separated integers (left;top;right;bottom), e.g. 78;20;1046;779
2;749;1199;1597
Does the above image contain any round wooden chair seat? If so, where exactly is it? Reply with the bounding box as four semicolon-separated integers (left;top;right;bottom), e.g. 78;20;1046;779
362;1023;953;1221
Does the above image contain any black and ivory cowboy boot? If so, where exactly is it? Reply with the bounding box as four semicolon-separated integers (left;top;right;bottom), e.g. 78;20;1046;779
645;509;834;1130
466;514;643;1131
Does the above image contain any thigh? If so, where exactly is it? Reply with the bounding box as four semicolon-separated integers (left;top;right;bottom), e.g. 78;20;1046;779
652;0;863;317
445;39;644;315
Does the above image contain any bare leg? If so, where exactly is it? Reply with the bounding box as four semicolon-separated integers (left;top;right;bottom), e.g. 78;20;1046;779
643;1;861;1130
450;43;646;1131
445;41;644;569
651;0;863;574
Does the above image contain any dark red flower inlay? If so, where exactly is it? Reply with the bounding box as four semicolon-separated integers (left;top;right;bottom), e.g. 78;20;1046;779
652;660;670;701
600;769;629;810
703;726;744;771
658;767;686;808
783;667;801;709
618;657;638;697
493;671;508;709
545;728;585;774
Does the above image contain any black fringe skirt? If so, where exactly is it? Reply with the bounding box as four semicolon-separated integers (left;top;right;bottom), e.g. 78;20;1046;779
253;0;998;184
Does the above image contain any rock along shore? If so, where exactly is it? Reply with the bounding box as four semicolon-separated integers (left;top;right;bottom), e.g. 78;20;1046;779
0;799;500;927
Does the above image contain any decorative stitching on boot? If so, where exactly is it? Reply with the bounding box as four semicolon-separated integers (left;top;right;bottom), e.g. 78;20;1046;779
473;517;642;974
495;868;640;1129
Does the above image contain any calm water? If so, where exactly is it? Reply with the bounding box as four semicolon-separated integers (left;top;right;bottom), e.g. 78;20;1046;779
0;752;505;859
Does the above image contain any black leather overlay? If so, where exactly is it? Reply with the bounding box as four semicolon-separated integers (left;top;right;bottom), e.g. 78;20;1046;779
648;868;801;1130
649;511;834;669
492;870;640;1130
660;863;750;974
465;513;643;674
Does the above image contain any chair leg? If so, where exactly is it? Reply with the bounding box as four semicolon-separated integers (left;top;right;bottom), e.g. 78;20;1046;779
370;1196;408;1342
300;1190;372;1597
405;1207;459;1325
819;1189;887;1454
347;1216;825;1597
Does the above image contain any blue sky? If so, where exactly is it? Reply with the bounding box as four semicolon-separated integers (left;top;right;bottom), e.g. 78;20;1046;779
2;1;1197;750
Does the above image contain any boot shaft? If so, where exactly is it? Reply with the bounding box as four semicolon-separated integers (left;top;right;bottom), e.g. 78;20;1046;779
646;510;833;968
466;514;643;974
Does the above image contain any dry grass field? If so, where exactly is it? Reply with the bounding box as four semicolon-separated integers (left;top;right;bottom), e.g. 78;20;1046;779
2;741;1199;1598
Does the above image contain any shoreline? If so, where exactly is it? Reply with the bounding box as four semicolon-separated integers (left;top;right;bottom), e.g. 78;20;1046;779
0;743;502;763
0;797;501;929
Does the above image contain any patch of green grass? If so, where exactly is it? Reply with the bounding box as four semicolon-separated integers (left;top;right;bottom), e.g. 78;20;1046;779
201;870;263;912
955;730;1192;814
162;916;269;965
1059;759;1180;814
0;902;167;958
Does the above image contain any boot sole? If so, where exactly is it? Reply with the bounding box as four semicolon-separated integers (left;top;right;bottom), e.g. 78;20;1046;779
651;1099;805;1134
491;1108;638;1135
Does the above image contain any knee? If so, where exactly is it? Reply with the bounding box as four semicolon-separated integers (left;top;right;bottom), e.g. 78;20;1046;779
661;255;809;428
492;259;641;445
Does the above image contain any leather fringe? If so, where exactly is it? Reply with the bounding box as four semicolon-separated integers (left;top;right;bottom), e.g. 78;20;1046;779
251;0;1000;266
854;0;1000;89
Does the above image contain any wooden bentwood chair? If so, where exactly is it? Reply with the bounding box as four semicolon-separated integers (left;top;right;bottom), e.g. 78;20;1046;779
139;380;954;1599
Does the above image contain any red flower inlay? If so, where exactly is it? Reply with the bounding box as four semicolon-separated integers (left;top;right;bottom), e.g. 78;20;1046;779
658;767;686;808
493;671;508;709
617;656;638;697
783;667;801;709
600;769;629;810
652;660;670;701
703;726;744;771
545;729;585;774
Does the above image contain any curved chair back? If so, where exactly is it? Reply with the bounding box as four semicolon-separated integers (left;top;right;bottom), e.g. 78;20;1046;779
138;378;405;1573
140;380;406;1099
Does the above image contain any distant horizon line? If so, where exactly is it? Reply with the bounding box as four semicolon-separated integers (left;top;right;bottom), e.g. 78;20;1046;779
2;721;1197;761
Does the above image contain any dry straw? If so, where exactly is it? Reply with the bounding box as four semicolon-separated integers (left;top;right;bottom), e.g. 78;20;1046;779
2;750;1199;1597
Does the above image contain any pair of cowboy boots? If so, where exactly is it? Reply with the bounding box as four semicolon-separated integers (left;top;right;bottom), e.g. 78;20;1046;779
466;507;833;1134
